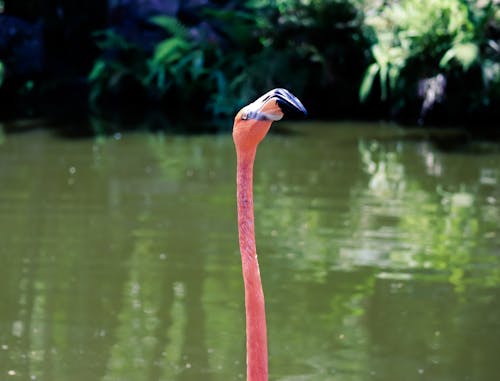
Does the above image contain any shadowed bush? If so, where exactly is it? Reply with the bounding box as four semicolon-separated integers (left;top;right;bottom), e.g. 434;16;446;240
360;0;500;124
0;0;498;128
88;0;370;126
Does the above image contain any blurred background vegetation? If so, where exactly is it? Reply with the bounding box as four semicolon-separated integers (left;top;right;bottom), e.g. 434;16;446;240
0;0;498;130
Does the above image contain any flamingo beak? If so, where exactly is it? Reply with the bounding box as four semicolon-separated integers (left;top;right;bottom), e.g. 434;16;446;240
240;88;307;121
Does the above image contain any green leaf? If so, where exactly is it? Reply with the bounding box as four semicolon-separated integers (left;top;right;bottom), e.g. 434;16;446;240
153;38;190;65
94;30;133;50
372;44;388;66
150;15;189;39
440;42;479;70
190;50;205;79
379;60;388;100
359;63;380;102
0;61;4;87
388;65;400;91
88;60;107;82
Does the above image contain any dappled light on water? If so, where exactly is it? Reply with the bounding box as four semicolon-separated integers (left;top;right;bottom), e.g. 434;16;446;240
0;122;499;381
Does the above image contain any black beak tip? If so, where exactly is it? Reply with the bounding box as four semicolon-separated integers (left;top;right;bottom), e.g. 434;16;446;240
277;98;308;118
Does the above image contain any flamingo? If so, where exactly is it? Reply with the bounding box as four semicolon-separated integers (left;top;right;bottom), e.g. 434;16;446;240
232;88;307;381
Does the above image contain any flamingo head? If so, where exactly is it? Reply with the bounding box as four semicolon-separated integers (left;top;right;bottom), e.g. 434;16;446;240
233;88;307;151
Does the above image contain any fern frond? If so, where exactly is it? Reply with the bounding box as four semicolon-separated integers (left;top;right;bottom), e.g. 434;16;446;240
150;15;189;39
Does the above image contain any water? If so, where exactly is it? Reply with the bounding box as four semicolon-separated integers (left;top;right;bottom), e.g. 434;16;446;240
0;120;499;381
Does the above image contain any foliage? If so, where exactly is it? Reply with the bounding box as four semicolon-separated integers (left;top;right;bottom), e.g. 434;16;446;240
88;29;150;106
89;11;257;121
246;0;370;116
3;0;497;125
0;60;4;87
359;0;499;121
88;1;369;124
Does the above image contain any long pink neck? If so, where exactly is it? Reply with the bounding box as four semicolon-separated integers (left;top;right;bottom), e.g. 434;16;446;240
236;148;268;381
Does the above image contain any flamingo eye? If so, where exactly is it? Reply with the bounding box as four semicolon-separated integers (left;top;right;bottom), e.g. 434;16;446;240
243;111;263;121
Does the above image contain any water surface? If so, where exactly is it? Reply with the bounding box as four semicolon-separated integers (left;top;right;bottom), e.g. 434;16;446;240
1;121;499;381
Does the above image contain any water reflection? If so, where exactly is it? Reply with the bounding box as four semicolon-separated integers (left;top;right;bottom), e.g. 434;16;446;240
0;122;499;381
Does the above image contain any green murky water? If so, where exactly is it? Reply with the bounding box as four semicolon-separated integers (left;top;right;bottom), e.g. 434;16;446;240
1;121;499;381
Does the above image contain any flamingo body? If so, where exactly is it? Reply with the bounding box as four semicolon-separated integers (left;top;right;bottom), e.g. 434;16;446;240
232;89;306;381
